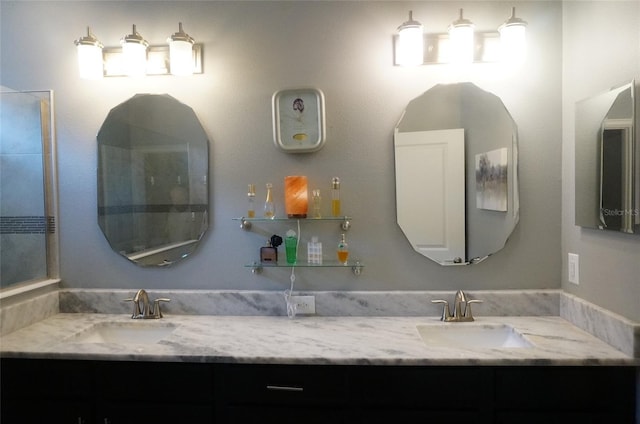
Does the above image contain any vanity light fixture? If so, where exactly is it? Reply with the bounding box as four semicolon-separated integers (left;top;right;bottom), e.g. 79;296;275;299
498;7;527;64
168;22;195;76
396;11;424;66
120;24;149;77
74;23;203;79
393;6;527;66
74;27;104;80
448;9;475;64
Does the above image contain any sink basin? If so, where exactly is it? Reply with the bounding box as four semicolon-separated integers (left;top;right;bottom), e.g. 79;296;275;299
70;322;177;344
416;324;533;349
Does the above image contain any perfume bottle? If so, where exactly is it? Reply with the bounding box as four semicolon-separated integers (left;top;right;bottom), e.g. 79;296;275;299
260;240;277;263
260;234;282;263
307;236;323;264
247;184;256;218
331;177;341;217
337;233;349;265
312;189;322;218
264;183;275;219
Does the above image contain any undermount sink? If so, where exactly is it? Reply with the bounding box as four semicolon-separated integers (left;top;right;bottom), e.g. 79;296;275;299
416;324;533;349
70;322;177;344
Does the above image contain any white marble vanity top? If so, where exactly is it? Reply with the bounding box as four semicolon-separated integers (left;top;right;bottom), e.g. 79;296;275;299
1;313;636;366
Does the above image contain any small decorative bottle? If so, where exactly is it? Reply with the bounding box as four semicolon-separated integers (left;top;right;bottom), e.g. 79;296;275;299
247;184;256;218
312;189;322;218
264;183;275;219
337;233;349;265
307;236;323;264
331;177;341;217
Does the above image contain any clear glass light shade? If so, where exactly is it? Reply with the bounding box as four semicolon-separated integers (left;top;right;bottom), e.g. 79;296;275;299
397;26;424;66
500;25;526;63
396;11;423;66
448;26;474;64
168;23;195;76
77;44;103;80
121;25;148;77
169;40;194;76
499;8;527;64
122;42;147;77
448;9;475;64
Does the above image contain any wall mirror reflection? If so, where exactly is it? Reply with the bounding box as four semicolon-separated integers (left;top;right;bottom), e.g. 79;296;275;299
97;94;209;267
394;82;519;265
575;79;639;234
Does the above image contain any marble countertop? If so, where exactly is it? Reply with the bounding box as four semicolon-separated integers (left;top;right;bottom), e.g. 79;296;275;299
1;313;637;366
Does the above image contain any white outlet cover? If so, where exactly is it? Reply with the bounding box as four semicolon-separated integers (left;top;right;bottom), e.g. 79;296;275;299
568;253;580;285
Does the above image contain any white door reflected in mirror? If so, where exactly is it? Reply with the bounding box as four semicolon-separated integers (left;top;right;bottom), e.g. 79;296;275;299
395;129;465;264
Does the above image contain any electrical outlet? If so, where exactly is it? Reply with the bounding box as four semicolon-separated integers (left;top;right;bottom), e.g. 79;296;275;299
568;253;580;285
290;295;316;315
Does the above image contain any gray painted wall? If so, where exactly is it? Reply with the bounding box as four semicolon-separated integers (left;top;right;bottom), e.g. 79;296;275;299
561;1;640;322
2;2;571;309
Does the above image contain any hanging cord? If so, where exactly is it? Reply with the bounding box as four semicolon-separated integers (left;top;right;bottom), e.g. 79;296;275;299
284;219;301;319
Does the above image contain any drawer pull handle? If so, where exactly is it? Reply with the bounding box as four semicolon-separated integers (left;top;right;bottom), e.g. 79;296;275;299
266;385;304;392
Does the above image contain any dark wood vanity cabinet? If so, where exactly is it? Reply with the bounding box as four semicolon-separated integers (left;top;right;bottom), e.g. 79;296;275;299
1;359;214;424
1;359;636;424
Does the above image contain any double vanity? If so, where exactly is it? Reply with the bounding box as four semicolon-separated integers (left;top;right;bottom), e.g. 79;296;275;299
1;289;638;423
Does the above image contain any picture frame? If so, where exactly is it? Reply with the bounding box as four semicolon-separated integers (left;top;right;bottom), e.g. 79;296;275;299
272;88;326;153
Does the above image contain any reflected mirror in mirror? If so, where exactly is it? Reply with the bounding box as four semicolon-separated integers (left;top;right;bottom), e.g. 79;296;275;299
394;82;519;265
97;94;209;267
575;79;639;234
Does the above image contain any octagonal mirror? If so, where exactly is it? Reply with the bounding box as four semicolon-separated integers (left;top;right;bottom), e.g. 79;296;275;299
97;94;209;267
395;82;519;265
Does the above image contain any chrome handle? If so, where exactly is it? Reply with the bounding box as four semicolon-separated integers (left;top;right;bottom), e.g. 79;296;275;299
152;298;171;318
464;299;483;319
266;385;304;392
123;297;142;318
431;300;451;320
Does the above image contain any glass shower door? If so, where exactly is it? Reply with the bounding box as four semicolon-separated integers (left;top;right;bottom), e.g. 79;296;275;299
0;90;58;288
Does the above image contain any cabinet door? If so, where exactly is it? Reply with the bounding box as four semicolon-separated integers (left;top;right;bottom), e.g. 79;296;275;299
224;406;344;424
1;400;92;424
346;410;478;424
495;411;633;424
98;402;213;424
494;366;636;419
95;361;215;424
1;359;94;424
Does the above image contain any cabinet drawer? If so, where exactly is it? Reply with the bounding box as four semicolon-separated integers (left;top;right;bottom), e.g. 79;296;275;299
218;364;347;406
95;361;214;403
349;366;491;409
494;366;636;411
223;405;344;424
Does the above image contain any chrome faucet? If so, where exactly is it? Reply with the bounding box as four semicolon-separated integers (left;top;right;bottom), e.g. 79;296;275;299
124;289;171;319
432;290;482;322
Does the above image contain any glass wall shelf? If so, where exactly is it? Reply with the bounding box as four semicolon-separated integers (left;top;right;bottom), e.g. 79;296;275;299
233;216;352;231
233;216;362;275
245;260;363;275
